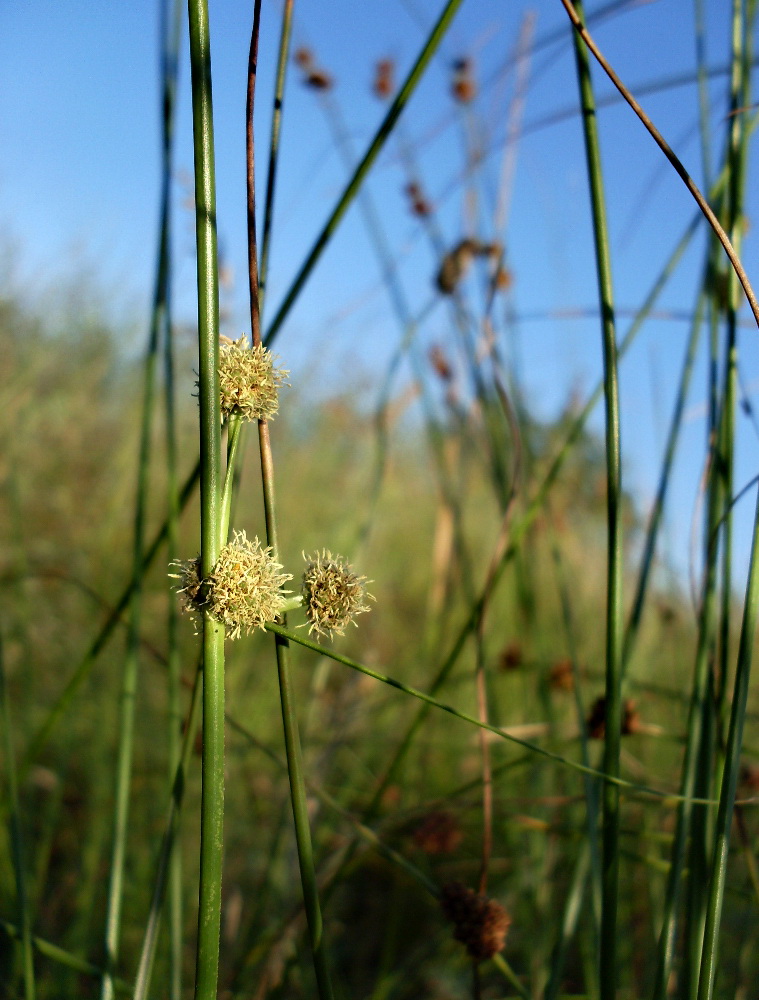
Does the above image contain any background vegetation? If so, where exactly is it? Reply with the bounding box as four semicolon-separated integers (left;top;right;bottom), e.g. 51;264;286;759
1;1;759;998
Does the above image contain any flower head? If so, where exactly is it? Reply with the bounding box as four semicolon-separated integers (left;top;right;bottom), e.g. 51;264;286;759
301;550;371;638
171;531;292;640
218;336;289;422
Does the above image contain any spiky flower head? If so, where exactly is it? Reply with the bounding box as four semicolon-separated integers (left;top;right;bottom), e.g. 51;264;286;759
171;531;292;640
218;335;289;422
301;550;371;638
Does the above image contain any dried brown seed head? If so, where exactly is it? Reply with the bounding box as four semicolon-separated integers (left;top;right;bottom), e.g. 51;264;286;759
440;881;510;960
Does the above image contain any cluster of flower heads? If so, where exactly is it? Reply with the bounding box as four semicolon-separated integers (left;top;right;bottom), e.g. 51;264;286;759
440;881;511;961
173;539;371;642
172;531;292;640
218;336;289;422
301;550;372;638
178;343;372;641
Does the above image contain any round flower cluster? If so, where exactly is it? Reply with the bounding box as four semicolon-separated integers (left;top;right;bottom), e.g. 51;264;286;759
301;550;372;638
172;531;292;639
440;881;510;961
218;336;289;422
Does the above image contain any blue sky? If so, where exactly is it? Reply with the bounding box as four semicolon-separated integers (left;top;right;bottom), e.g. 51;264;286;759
2;0;759;587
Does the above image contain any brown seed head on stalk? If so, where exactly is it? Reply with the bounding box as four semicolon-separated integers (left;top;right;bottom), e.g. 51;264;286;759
293;46;314;70
586;695;641;739
549;658;574;692
493;266;513;292
440;881;510;960
405;181;433;218
413;811;463;855
451;57;477;104
305;67;334;91
499;641;523;671
373;58;395;99
428;345;453;382
436;239;477;294
301;550;372;638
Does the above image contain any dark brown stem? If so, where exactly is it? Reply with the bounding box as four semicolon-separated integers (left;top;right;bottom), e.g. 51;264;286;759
559;0;759;330
246;0;264;347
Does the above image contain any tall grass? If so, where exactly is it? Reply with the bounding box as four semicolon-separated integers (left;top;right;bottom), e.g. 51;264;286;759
2;2;759;998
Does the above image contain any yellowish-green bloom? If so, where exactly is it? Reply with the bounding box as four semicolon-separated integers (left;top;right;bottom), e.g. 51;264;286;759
171;531;292;639
218;335;289;421
301;550;372;638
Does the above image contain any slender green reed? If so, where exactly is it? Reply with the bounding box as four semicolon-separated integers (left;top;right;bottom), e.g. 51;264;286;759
263;622;720;804
568;8;623;991
258;0;293;317
132;665;203;1000
99;0;183;992
263;0;465;348
0;628;35;999
0;919;130;994
158;0;184;991
245;7;334;991
186;0;224;996
697;481;759;1000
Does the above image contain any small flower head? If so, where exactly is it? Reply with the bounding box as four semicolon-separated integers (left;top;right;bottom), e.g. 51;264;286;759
218;336;289;422
301;550;372;638
440;881;510;961
171;532;292;640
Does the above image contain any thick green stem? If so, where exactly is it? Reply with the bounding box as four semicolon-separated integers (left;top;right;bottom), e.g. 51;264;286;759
187;0;224;997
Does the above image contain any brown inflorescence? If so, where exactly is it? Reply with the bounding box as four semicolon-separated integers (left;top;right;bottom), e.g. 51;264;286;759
549;658;575;692
586;696;641;739
405;181;433;218
293;46;314;69
440;881;510;961
412;811;463;855
373;58;395;99
499;641;523;672
428;345;453;383
451;57;477;103
305;67;333;91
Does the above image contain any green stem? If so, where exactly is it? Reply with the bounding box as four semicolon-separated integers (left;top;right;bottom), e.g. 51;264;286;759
245;5;333;989
569;6;623;992
100;0;183;992
0;919;130;994
264;623;718;805
697;484;759;1000
0;629;35;999
258;0;294;318
159;0;184;992
186;0;224;996
263;0;465;348
133;665;203;1000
